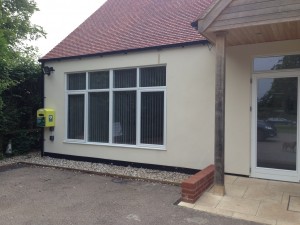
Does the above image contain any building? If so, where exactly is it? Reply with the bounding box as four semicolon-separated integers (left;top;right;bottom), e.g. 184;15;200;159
40;0;300;190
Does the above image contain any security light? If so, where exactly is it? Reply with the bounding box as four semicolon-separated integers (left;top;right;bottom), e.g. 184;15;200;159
43;66;55;76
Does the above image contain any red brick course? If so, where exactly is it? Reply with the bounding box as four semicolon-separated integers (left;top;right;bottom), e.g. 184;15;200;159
181;165;215;203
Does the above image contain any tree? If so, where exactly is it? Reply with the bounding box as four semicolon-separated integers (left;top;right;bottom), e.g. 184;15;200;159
258;77;297;120
0;0;45;153
272;55;300;71
0;0;44;51
0;0;45;87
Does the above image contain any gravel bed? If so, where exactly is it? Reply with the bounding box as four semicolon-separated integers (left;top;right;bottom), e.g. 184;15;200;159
0;152;190;183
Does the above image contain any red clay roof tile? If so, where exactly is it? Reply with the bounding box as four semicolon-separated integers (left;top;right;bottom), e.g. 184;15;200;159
41;0;214;61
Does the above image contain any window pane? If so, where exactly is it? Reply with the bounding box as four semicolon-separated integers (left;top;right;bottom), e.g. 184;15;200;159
88;92;109;143
113;91;136;144
114;69;137;88
68;73;86;90
140;67;166;87
89;71;109;89
254;55;300;72
257;77;297;170
141;92;164;145
68;95;85;139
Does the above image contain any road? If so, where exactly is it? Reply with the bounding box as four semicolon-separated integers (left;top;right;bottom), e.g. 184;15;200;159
0;165;260;225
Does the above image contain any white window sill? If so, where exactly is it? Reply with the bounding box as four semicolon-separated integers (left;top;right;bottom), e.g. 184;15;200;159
63;140;166;151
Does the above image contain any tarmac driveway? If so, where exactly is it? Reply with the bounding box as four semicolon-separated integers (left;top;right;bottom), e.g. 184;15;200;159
0;165;260;225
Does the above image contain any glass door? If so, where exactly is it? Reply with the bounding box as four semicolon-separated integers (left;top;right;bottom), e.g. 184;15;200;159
252;73;299;182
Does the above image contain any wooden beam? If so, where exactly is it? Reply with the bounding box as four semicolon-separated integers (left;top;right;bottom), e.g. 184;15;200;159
207;15;300;33
210;10;300;30
230;0;272;7
213;31;227;196
223;0;300;14
219;4;300;21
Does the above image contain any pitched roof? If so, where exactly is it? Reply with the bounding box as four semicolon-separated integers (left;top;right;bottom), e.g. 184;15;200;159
41;0;215;61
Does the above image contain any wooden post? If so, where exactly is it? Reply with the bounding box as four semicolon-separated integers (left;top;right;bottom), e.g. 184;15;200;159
213;31;227;196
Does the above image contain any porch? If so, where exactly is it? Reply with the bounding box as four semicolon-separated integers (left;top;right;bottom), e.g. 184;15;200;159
179;175;300;225
194;0;300;194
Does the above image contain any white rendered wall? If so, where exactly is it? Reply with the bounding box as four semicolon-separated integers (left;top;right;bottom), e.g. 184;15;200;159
44;45;216;170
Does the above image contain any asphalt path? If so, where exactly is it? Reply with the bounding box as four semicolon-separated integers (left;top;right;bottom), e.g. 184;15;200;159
0;165;261;225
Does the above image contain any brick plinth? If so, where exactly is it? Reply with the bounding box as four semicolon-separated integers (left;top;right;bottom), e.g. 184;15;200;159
181;165;215;203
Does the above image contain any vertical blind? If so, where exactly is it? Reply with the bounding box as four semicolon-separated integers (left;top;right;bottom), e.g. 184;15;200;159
113;91;136;145
89;71;109;89
141;92;164;145
114;69;137;88
68;73;86;90
88;92;109;143
68;95;85;139
140;67;166;87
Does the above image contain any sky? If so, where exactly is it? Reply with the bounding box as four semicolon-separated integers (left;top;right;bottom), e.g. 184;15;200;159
31;0;107;58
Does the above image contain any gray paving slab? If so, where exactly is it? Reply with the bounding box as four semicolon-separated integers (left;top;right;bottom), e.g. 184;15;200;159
0;165;261;225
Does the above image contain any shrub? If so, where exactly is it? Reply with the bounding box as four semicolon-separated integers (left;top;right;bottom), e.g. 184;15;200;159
4;129;41;156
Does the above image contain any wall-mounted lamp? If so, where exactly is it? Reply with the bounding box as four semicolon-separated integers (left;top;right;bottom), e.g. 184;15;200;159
43;66;55;76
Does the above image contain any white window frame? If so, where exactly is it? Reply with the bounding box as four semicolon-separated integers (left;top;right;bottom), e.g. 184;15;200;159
64;72;87;143
65;66;167;150
251;54;300;182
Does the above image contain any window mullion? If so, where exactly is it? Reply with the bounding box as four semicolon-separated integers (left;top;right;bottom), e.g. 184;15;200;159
84;72;89;142
136;68;141;146
65;74;68;140
109;70;113;144
164;90;167;146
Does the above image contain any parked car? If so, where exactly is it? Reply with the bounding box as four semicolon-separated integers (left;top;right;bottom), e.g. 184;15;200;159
266;117;295;125
257;120;277;141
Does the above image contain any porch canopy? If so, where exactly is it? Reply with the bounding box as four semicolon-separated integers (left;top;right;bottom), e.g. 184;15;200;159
195;0;300;46
194;0;300;195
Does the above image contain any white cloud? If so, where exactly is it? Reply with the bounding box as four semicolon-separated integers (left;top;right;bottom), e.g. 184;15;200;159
31;0;107;58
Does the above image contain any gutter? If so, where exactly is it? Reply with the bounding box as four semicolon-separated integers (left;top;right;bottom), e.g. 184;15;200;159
39;40;209;63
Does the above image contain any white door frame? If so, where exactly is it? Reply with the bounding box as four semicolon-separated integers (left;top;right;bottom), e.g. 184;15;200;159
251;70;300;182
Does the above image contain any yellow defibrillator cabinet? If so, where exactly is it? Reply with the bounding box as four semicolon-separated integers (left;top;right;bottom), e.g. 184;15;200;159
37;108;55;127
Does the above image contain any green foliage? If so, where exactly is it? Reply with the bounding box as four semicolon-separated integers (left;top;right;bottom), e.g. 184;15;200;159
0;0;45;51
258;77;297;120
0;0;44;103
6;129;41;155
0;59;42;155
0;59;41;134
272;55;300;70
0;0;45;154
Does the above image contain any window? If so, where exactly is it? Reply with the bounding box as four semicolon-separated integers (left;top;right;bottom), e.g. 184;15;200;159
68;73;86;90
140;91;164;145
89;71;109;89
68;94;84;139
113;91;137;144
66;66;166;148
253;54;300;72
114;69;137;88
88;92;109;143
67;73;86;140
